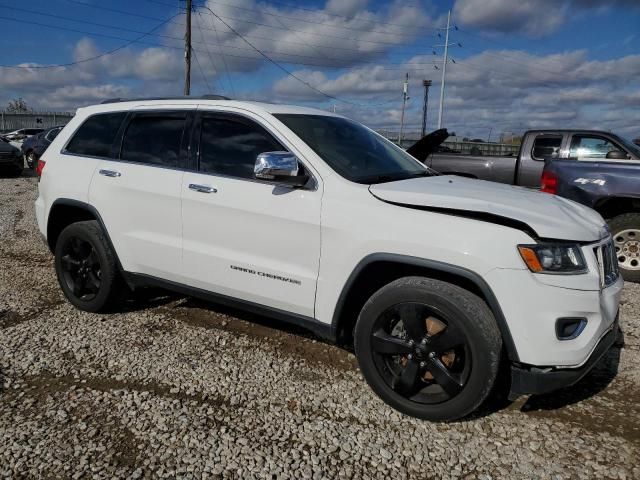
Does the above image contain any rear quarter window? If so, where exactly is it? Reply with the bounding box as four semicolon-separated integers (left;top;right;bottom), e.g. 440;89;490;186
65;112;127;158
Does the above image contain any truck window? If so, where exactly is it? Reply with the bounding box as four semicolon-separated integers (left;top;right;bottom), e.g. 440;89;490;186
532;135;562;161
569;135;621;160
65;112;126;158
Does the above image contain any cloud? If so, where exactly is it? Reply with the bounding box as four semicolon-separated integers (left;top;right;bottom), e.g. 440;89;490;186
454;0;640;37
271;50;640;138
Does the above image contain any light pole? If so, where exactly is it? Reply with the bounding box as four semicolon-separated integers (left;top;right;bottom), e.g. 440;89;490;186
421;80;432;137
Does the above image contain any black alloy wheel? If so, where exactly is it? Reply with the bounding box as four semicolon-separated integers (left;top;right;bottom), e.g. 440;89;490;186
59;236;102;301
370;302;470;404
54;220;123;312
355;277;502;421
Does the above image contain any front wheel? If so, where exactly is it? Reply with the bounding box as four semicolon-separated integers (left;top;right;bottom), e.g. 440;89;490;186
354;277;502;421
610;213;640;283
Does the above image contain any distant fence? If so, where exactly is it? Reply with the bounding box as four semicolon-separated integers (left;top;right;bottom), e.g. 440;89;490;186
378;131;521;157
0;111;74;131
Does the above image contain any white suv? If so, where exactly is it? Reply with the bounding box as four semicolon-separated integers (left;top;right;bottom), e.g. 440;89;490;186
35;97;623;421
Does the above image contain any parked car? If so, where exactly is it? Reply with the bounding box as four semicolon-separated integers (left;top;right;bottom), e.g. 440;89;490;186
541;146;640;282
3;128;44;142
21;126;62;168
0;136;24;176
36;97;622;421
422;129;640;188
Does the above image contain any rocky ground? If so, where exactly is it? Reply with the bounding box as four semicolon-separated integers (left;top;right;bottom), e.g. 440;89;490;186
1;174;639;479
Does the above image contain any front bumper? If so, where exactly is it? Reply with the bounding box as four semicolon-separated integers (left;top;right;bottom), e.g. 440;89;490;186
510;315;620;396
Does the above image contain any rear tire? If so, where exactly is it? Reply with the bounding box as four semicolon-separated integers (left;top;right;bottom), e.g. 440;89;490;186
55;220;123;312
609;213;640;283
354;276;502;421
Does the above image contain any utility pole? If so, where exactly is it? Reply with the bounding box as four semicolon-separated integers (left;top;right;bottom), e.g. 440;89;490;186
437;10;451;129
421;79;432;137
184;0;192;96
399;72;409;146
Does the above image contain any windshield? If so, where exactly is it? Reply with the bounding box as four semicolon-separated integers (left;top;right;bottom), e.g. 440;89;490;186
274;114;430;184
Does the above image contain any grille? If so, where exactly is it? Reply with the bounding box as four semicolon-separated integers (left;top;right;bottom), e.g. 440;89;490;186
594;240;619;288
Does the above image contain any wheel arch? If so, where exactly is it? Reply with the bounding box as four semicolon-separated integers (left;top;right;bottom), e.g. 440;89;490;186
593;196;640;220
47;199;119;269
330;253;519;361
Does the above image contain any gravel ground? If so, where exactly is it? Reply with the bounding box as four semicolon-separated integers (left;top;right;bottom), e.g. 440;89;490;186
1;174;639;479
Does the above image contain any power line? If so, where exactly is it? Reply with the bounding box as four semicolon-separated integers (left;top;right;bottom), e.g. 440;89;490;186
200;6;398;107
194;12;220;94
192;49;213;94
140;0;436;34
200;11;235;97
0;13;180;69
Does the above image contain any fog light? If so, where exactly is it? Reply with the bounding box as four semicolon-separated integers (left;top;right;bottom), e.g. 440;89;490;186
555;317;587;340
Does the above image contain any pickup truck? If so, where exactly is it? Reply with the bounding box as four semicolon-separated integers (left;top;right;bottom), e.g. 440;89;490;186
542;154;640;283
414;129;640;188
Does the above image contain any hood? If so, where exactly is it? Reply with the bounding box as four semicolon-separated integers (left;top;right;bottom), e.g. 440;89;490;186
0;140;19;154
405;129;449;162
369;175;607;242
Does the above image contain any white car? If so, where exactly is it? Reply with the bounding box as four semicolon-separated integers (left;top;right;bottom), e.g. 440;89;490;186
2;127;45;149
35;97;622;421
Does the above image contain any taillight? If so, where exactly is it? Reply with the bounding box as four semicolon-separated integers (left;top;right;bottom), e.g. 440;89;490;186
36;158;46;178
540;170;558;194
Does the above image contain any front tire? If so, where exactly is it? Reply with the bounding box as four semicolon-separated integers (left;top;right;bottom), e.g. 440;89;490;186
609;213;640;283
55;220;123;312
25;151;36;169
354;277;502;421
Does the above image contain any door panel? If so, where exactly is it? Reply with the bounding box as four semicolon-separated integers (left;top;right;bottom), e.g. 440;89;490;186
181;174;321;317
88;110;191;281
180;111;321;317
89;161;184;280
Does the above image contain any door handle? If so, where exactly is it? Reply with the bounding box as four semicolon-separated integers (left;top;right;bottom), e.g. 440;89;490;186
189;183;217;193
99;169;121;178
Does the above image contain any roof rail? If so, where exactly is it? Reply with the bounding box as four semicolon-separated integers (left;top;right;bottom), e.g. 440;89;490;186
100;95;230;104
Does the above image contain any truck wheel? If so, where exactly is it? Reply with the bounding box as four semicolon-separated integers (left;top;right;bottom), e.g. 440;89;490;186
609;213;640;283
354;277;502;421
25;151;36;169
54;220;123;312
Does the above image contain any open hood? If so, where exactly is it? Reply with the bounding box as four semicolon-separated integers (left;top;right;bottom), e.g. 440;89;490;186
369;175;607;242
405;128;449;162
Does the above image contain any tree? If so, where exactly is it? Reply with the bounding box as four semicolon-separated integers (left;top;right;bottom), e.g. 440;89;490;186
6;98;30;113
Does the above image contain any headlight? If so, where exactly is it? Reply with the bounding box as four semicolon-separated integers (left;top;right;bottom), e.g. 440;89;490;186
517;243;587;274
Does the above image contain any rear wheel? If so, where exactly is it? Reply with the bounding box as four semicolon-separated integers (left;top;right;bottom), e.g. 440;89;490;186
609;213;640;283
55;220;123;312
354;277;502;421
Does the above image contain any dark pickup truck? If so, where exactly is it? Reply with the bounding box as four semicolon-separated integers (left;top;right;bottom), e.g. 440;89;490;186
542;153;640;283
417;129;640;188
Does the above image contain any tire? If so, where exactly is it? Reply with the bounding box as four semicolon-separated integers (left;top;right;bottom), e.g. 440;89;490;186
54;220;123;312
354;276;502;421
609;213;640;283
25;151;36;169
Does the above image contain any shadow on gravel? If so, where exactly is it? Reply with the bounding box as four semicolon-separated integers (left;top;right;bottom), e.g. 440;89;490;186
118;287;182;313
172;298;358;372
521;346;621;412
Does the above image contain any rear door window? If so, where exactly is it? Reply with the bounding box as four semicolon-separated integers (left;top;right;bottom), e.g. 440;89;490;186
531;135;562;160
65;112;126;158
120;112;187;168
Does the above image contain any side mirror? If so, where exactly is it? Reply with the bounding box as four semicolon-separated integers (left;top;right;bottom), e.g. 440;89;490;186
255;151;309;187
605;150;628;160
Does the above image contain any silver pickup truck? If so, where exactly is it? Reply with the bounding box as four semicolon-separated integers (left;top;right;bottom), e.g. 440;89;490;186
411;129;640;188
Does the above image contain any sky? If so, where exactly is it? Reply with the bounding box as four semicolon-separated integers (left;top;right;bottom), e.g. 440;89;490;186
1;0;639;140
